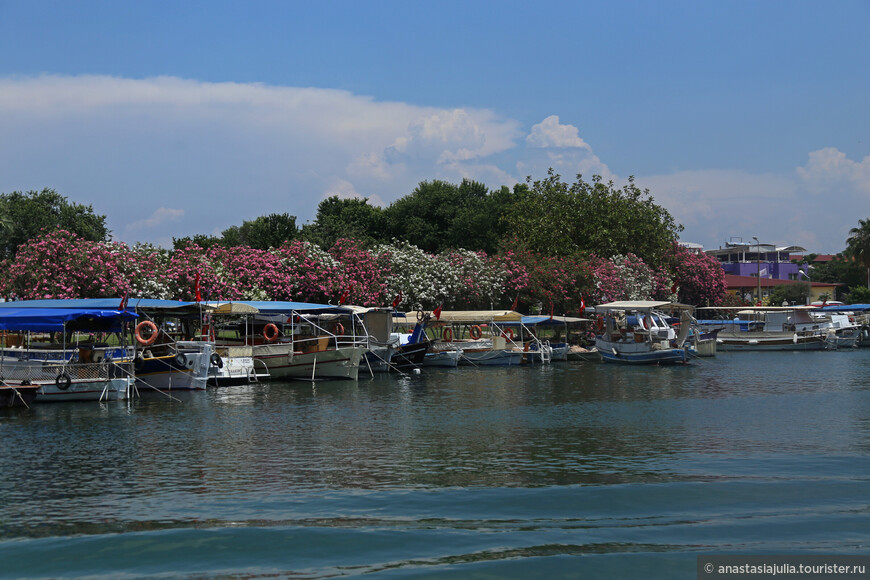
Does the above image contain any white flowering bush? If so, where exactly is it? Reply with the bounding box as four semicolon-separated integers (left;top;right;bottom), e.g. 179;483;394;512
377;240;507;309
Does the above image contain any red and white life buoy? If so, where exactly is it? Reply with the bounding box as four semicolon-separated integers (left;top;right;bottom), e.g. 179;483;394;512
262;323;279;342
134;320;158;346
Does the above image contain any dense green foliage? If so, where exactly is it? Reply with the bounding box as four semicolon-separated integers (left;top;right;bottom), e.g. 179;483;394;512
300;197;386;249
846;218;870;288
0;188;109;258
767;282;811;307
174;213;298;250
381;179;516;255
798;253;868;299
503;170;683;263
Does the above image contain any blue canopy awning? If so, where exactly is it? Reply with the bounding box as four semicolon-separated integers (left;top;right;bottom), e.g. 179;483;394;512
817;303;870;312
208;300;355;315
0;307;138;332
0;298;200;311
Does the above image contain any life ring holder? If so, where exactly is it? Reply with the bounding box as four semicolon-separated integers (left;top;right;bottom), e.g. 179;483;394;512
262;323;280;343
442;327;453;342
470;325;482;340
134;320;159;346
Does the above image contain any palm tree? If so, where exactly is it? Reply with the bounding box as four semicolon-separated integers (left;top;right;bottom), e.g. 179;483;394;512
846;218;870;289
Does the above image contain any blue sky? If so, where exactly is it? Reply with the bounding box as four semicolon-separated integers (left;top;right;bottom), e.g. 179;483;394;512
1;0;868;254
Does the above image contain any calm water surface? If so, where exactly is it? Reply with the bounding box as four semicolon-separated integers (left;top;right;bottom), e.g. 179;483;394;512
1;350;869;578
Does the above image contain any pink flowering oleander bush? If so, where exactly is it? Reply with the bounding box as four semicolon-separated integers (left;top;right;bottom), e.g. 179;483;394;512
496;239;587;313
662;242;726;306
0;229;723;309
584;253;672;304
329;238;392;306
0;229;137;300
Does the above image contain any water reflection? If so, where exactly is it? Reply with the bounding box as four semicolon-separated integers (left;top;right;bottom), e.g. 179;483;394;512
1;351;869;541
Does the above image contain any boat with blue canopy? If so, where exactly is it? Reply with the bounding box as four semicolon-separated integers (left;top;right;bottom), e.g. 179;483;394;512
0;304;137;401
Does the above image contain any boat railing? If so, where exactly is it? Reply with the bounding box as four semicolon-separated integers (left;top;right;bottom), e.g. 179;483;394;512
0;361;115;383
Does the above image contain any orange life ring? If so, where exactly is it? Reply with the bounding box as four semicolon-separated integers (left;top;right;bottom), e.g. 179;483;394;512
501;327;515;340
332;322;345;335
134;320;158;346
642;315;650;330
596;316;604;333
470;325;482;340
442;327;453;342
262;323;279;342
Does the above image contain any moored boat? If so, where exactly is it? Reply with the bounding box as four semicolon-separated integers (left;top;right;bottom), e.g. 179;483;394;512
593;301;691;365
0;383;39;407
0;303;137;401
208;301;368;381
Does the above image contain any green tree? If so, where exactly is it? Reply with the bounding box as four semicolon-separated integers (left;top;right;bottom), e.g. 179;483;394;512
845;285;870;304
807;254;867;297
503;170;683;262
0;188;109;258
301;196;385;248
767;282;811;307
232;213;298;250
382;179;513;254
172;233;225;250
846;217;870;288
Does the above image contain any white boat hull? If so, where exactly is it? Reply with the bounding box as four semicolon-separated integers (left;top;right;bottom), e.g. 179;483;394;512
253;343;365;380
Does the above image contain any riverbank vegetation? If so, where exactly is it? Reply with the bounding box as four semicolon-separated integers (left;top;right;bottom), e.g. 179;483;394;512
0;173;763;310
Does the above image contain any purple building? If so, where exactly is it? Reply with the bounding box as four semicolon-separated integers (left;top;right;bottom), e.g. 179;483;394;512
705;240;810;281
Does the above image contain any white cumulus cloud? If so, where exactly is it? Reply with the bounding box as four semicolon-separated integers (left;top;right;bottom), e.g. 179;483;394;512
797;147;870;194
526;115;590;149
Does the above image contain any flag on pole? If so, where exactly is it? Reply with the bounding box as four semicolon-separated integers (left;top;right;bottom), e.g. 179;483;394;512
194;273;202;303
118;293;128;311
433;304;443;320
579;296;585;316
391;291;403;309
511;294;519;311
338;285;353;305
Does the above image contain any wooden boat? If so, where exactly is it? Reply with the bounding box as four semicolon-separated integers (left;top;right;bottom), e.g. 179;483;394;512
208;301;368;381
593;301;691;365
0;303;137;401
567;345;600;362
397;310;526;367
0;383;39;408
502;315;589;363
697;307;827;352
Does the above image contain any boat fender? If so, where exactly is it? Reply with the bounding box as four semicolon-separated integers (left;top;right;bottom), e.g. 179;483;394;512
134;320;159;346
174;353;187;368
55;373;72;391
470;325;482;340
262;323;279;343
210;352;223;368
